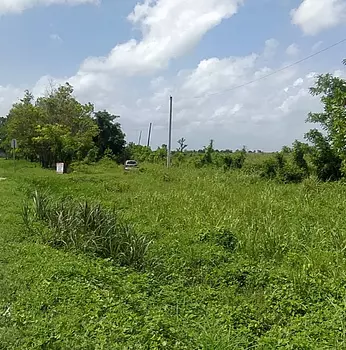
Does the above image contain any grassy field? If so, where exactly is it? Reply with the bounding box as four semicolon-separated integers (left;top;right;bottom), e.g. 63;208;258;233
1;158;346;349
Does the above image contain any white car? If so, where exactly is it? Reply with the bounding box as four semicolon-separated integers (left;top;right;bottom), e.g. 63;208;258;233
124;160;138;171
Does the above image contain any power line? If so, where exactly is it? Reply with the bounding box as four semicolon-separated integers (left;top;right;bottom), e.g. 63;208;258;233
182;37;346;100
131;38;346;117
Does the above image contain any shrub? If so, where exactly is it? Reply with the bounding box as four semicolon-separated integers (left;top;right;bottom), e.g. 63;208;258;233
261;153;307;183
223;151;246;171
22;191;152;269
232;151;246;169
278;162;307;184
261;157;279;179
223;155;233;170
84;146;99;164
292;141;309;174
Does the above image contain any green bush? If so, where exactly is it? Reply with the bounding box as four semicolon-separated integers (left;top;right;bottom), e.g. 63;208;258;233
84;146;99;164
277;162;307;184
261;156;280;179
23;191;151;269
261;153;307;183
223;151;246;171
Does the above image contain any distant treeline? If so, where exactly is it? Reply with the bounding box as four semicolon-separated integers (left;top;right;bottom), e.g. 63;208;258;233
1;59;346;182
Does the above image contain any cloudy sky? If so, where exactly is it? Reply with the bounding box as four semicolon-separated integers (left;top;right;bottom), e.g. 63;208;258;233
0;0;345;151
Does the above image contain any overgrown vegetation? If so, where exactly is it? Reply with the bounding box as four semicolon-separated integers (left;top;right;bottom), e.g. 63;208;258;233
22;190;151;269
0;60;345;183
0;84;125;169
1;60;346;349
120;60;346;184
2;160;346;348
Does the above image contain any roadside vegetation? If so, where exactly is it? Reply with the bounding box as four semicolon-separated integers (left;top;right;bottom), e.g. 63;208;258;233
0;60;346;348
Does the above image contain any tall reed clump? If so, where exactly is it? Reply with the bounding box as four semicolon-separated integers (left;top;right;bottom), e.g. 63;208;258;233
22;190;152;269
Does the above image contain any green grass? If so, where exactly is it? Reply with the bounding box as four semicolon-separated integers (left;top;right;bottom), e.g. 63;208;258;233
1;158;346;349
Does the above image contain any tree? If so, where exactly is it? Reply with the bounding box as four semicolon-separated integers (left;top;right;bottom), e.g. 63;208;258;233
304;59;346;179
292;140;309;174
0;117;7;152
36;83;98;168
281;146;292;154
200;140;214;166
177;137;187;152
305;129;342;181
124;143;152;163
4;90;43;162
93;110;125;160
153;144;167;163
5;83;98;168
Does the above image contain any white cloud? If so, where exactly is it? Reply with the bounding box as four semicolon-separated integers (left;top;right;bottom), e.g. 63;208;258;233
97;44;328;150
291;0;346;35
179;54;258;98
0;0;99;14
0;85;22;116
79;0;244;76
286;43;300;56
263;38;279;58
2;39;341;151
1;0;345;151
312;41;323;51
49;33;62;42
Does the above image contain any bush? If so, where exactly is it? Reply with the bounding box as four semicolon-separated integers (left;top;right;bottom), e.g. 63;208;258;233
261;153;307;183
22;191;152;269
261;157;279;180
292;141;309;174
223;151;246;171
278;162;307;184
84;146;99;163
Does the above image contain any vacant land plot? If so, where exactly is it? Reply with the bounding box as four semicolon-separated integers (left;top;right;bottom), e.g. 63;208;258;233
1;159;346;349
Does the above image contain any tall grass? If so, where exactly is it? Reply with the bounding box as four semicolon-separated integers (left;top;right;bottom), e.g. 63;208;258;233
3;159;346;348
22;190;151;269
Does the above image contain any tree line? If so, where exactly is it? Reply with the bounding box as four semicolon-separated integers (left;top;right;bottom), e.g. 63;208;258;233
123;59;346;183
1;59;345;182
0;83;126;169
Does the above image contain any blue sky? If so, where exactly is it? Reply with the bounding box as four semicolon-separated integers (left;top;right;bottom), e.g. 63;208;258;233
0;0;345;150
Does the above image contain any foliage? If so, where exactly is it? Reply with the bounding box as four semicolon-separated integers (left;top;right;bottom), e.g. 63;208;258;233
305;129;342;181
177;137;188;152
291;140;309;174
23;190;151;269
223;148;247;170
2;160;346;348
2;90;43;161
93;110;125;161
261;152;307;183
195;139;215;167
0;117;7;152
1;84;127;169
305;60;346;180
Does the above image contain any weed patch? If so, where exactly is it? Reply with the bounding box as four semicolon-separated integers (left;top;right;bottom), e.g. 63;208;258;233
22;190;151;269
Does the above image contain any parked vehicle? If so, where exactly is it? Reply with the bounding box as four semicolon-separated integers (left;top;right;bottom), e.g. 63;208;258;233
124;160;138;171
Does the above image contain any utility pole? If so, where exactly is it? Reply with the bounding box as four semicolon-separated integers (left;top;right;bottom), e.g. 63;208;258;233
147;122;152;148
138;130;142;145
167;96;173;168
11;139;17;172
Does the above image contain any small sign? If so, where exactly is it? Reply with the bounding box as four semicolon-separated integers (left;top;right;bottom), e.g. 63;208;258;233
56;163;64;174
11;139;17;149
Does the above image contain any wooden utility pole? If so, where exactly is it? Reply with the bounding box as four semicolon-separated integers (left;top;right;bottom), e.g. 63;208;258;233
147;122;152;148
167;96;173;168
